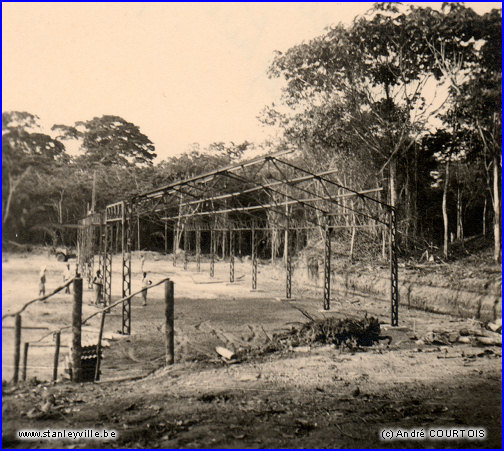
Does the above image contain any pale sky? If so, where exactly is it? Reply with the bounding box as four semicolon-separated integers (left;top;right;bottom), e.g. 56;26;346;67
2;2;500;162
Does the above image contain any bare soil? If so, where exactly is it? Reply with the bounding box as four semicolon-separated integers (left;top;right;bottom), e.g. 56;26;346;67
2;251;502;448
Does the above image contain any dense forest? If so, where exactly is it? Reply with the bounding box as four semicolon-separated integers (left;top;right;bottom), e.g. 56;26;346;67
2;3;501;261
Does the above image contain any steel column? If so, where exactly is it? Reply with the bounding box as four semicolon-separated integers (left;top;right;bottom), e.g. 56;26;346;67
252;227;257;290
103;223;113;305
323;218;331;310
164;219;168;254
121;202;132;335
98;223;104;289
172;226;177;266
285;224;292;299
238;230;242;257
196;226;201;272
229;228;235;283
210;228;215;278
183;228;188;270
389;208;399;326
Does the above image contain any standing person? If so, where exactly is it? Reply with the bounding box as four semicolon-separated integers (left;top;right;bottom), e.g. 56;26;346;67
93;270;103;305
39;266;47;297
86;260;93;289
140;253;145;273
141;272;152;306
63;263;72;294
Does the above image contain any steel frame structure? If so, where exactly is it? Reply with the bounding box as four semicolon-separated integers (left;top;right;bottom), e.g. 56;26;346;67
78;149;400;335
104;201;132;334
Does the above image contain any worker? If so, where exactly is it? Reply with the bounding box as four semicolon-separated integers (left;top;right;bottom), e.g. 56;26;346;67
39;266;47;297
93;270;103;305
63;263;72;294
141;271;152;306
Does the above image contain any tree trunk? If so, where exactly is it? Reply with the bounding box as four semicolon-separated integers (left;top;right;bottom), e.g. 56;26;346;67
222;230;226;259
389;156;398;209
283;228;288;265
137;215;141;251
164;220;168;254
90;170;97;213
412;142;419;239
382;226;387;260
403;157;410;249
492;154;501;262
349;225;356;262
2;167;31;226
456;185;463;243
270;228;276;263
483;196;487;236
342;176;349;227
174;194;185;253
442;161;450;259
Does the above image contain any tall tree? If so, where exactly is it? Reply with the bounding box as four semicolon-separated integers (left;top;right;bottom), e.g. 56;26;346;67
264;2;493;248
447;8;502;261
2;111;67;229
53;115;157;167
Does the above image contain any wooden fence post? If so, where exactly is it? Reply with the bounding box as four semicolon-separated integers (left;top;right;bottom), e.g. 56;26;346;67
164;280;174;365
22;342;29;382
53;332;61;382
94;310;107;381
13;314;21;384
72;278;83;382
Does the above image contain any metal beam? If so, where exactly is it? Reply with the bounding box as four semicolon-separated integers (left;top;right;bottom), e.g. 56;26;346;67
176;168;345;209
270;156;390;208
137;149;294;201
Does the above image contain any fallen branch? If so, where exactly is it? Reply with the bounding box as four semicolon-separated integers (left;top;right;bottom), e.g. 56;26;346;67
290;305;316;322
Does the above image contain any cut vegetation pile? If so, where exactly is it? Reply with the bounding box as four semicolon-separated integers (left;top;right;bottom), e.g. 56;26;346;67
262;316;382;352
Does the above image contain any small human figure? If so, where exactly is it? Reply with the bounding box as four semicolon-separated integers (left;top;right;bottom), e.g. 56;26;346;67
86;261;93;289
63;263;72;294
39;266;47;296
93;270;103;305
140;253;145;273
141;272;152;306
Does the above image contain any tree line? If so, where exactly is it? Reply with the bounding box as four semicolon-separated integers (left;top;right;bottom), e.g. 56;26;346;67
2;111;251;246
2;3;501;261
262;2;501;261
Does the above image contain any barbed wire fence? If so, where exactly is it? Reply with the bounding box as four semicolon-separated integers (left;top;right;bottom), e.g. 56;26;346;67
3;276;174;385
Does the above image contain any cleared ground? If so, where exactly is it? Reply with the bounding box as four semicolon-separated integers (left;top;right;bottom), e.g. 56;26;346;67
2;251;502;448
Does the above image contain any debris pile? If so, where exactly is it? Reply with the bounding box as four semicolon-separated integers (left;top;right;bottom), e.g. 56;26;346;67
263;316;383;352
418;318;502;347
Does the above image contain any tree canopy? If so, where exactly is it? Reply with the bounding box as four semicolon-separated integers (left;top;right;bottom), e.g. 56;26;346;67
2;3;501;260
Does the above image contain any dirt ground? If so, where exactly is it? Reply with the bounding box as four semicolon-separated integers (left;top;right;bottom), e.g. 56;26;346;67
2;251;502;448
